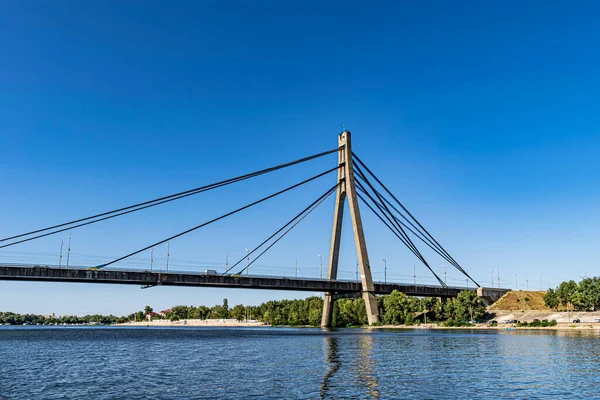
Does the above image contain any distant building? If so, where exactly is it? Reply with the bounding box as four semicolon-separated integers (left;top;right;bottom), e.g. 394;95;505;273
159;309;171;317
146;312;161;321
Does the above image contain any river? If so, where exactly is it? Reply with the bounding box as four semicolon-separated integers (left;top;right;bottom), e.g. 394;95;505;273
0;326;598;399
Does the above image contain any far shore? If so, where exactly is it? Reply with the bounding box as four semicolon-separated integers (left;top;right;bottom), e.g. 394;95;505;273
370;323;600;331
116;320;600;331
118;319;270;327
115;309;600;331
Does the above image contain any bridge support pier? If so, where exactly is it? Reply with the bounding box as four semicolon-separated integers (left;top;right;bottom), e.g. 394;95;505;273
322;131;380;327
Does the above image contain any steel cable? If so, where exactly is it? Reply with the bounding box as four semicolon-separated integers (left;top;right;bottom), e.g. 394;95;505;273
0;147;340;244
95;166;340;269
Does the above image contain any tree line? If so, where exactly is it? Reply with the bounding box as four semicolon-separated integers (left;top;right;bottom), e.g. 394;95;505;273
130;289;486;327
0;312;122;325
544;277;600;311
0;290;486;327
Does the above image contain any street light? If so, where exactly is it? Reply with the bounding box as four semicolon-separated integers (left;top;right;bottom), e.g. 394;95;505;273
413;265;416;286
295;257;299;278
382;258;387;284
442;265;446;286
166;242;170;273
58;241;64;268
245;248;250;276
66;233;72;269
515;273;519;290
493;268;500;289
150;248;154;272
317;253;323;280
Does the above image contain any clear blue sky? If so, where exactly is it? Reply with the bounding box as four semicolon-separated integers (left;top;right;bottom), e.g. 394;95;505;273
1;1;599;316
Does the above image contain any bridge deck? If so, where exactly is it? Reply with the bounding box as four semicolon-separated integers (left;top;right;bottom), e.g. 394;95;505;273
0;265;477;297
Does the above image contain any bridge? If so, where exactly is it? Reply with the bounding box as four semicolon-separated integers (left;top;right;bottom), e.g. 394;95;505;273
0;264;485;298
0;131;509;326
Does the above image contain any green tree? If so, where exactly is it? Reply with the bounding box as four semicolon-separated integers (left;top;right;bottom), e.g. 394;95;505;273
556;280;578;311
382;290;415;325
230;304;246;321
213;305;229;319
189;305;211;320
168;305;190;320
544;288;559;310
454;290;485;322
576;277;600;311
442;299;455;321
308;308;322;326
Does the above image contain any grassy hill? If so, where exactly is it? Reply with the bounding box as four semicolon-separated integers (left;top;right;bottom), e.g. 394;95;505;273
487;291;549;311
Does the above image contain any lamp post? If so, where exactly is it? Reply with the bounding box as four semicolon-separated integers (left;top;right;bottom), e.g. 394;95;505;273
295;257;299;279
413;265;416;286
226;252;229;272
66;233;72;269
318;253;323;280
150;248;154;272
58;241;64;268
442;265;447;286
245;249;250;276
515;273;519;290
166;242;170;273
493;268;500;288
382;258;387;284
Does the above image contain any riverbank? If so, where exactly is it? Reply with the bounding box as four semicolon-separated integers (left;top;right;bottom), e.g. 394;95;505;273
119;319;270;327
489;310;600;323
371;323;600;331
117;320;600;331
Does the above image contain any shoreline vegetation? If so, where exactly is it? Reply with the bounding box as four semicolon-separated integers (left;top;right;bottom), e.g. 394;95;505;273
2;276;600;331
0;290;486;328
118;319;600;331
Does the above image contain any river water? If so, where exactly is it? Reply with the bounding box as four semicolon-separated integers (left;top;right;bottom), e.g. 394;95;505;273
0;326;598;399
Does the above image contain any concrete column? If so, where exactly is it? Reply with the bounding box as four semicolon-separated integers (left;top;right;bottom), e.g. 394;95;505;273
321;131;380;326
342;131;379;325
321;134;347;327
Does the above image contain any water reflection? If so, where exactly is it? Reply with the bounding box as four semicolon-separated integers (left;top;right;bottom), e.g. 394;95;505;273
320;336;340;399
320;334;380;399
357;335;380;398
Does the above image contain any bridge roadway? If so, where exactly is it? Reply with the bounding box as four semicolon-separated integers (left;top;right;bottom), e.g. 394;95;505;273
0;265;477;298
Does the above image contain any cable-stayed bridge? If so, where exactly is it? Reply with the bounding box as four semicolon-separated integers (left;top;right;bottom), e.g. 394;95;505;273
0;131;508;326
0;264;475;298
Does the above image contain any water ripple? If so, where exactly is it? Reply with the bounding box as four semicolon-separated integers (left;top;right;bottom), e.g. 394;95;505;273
0;327;599;399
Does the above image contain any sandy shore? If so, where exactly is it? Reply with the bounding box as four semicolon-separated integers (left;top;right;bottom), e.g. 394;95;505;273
119;319;270;327
490;310;600;324
371;323;600;331
119;321;600;331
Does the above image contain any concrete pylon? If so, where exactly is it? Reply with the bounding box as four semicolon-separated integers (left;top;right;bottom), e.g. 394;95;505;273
321;131;380;327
